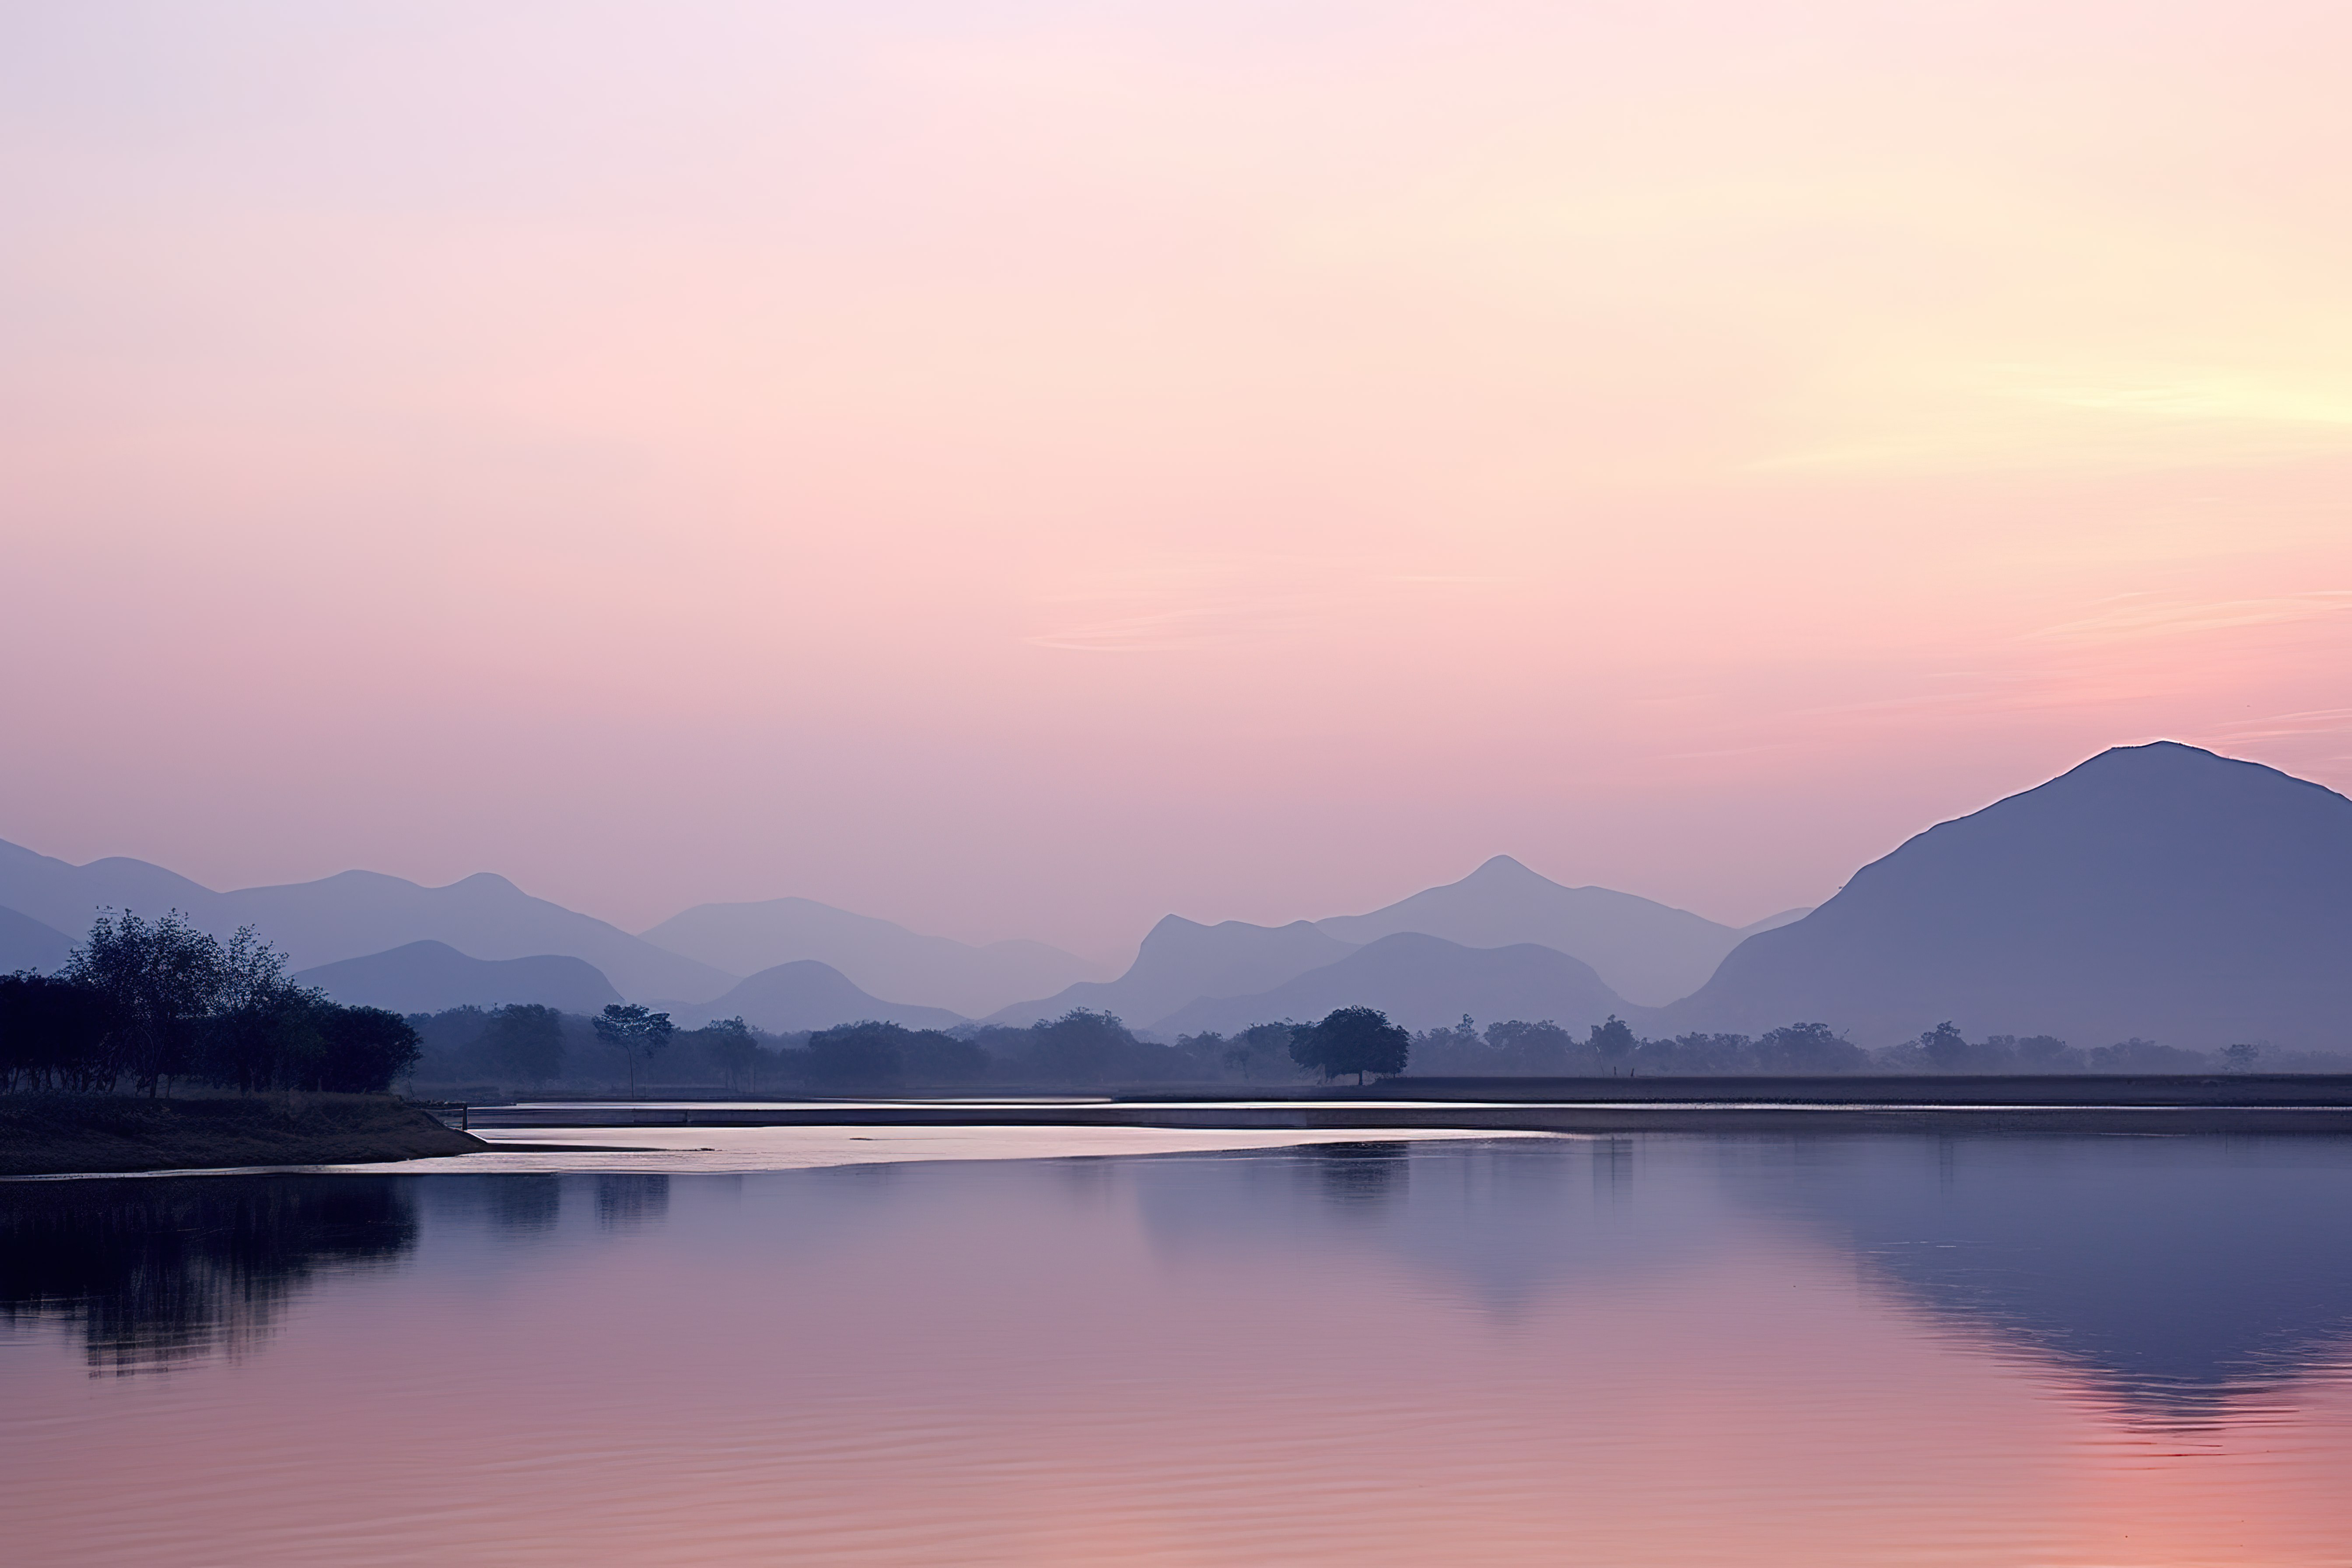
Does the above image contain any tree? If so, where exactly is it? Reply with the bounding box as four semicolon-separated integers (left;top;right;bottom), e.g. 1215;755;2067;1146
2223;1041;2262;1072
0;974;116;1092
1026;1009;1135;1085
313;1005;422;1092
806;1020;906;1088
488;1004;567;1085
698;1015;759;1092
1756;1021;1865;1073
1291;1006;1410;1085
1919;1021;1971;1071
63;910;229;1095
1589;1015;1638;1071
593;1003;674;1092
1488;1019;1573;1073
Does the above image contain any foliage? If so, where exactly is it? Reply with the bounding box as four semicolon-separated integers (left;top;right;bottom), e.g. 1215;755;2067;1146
1290;1005;1410;1084
5;912;417;1094
486;1004;567;1085
592;1003;675;1092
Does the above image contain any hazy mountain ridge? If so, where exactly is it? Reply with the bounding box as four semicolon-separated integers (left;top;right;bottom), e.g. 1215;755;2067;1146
640;896;1106;1017
1152;933;1631;1040
667;961;966;1035
17;741;2345;1052
984;916;1360;1028
1315;856;1780;1007
0;844;735;1002
0;905;74;975
294;942;623;1016
1663;742;2352;1050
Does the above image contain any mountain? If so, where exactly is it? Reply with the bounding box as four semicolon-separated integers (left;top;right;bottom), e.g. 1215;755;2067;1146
1152;932;1631;1039
984;916;1359;1029
0;840;218;938
639;896;1106;1017
1662;742;2352;1050
0;840;737;1002
0;906;74;975
672;960;965;1035
1315;855;1780;1007
294;942;622;1016
212;870;735;1001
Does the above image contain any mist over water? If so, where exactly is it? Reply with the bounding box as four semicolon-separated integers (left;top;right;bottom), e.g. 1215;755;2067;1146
7;1134;2352;1564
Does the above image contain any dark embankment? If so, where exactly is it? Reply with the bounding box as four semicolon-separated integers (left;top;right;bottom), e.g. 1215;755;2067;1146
0;1095;490;1176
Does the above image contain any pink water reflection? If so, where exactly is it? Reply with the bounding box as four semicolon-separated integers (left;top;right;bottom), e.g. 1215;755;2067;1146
5;1138;2351;1564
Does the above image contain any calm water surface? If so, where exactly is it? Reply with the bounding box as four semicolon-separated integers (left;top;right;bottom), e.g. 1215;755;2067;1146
7;1132;2352;1565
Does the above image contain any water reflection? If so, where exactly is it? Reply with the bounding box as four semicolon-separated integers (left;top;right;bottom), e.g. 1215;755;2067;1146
1745;1135;2352;1413
594;1174;670;1230
1305;1140;1410;1210
0;1177;417;1373
7;1138;2352;1564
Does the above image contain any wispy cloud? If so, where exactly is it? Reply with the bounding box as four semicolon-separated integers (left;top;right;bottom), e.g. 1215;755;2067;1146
2028;592;2352;644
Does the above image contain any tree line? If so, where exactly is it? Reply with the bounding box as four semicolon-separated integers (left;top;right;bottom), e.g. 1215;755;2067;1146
0;912;419;1095
400;999;2305;1092
1400;1015;2292;1076
402;1002;1417;1092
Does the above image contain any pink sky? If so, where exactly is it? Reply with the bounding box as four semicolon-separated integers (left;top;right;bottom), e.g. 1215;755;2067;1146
5;2;2349;960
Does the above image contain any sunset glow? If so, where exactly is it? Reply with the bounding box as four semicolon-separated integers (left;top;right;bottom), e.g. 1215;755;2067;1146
6;2;2348;952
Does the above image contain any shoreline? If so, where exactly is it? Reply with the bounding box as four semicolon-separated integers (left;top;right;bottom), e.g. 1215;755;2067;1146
0;1094;492;1177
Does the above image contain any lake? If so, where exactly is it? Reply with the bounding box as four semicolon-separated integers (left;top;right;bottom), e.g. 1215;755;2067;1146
7;1129;2352;1564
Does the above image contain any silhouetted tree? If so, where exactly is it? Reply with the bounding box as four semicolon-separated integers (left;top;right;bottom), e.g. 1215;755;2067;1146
1026;1009;1135;1084
1292;1006;1410;1085
806;1020;907;1088
1589;1015;1638;1072
2223;1042;2262;1071
0;975;115;1092
1920;1020;1971;1071
486;1004;567;1085
310;1006;421;1092
696;1015;758;1092
2015;1035;2073;1069
1756;1021;1865;1073
593;1003;674;1092
1488;1018;1574;1073
62;910;232;1094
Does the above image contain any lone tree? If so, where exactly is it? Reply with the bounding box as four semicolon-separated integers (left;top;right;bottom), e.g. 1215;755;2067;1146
1291;1005;1410;1085
1589;1015;1638;1072
593;1003;674;1093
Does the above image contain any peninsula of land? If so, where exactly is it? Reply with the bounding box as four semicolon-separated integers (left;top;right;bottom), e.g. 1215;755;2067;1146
0;1094;491;1177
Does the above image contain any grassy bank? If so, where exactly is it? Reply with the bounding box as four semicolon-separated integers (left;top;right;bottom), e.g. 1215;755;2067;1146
0;1094;491;1177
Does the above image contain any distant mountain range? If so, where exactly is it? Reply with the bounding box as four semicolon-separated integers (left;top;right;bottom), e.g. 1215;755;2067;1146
0;905;72;975
639;896;1105;1017
1314;855;1802;1007
666;961;965;1035
1661;742;2352;1051
295;942;622;1016
984;916;1359;1029
0;842;728;1000
1153;933;1628;1039
11;739;2340;1052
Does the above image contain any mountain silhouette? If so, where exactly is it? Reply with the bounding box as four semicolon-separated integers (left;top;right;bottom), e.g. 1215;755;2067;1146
984;915;1358;1028
0;842;736;1003
1664;742;2352;1050
669;960;965;1035
293;941;622;1016
1316;854;1803;1006
0;905;73;974
1152;931;1630;1038
639;896;1105;1018
0;840;217;934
